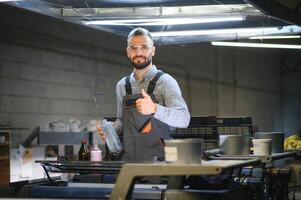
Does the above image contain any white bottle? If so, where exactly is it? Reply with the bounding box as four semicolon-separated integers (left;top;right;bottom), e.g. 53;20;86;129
90;144;102;161
101;119;123;153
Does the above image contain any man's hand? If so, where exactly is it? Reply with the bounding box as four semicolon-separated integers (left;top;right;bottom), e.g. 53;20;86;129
96;122;106;143
136;89;157;115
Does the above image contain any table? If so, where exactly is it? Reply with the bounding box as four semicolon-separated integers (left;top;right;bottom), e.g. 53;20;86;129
110;159;260;200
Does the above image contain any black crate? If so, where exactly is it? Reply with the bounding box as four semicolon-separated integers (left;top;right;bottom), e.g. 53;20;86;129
172;116;253;151
172;116;219;151
216;116;253;136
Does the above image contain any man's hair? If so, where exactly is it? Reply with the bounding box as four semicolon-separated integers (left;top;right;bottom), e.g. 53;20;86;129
127;27;154;46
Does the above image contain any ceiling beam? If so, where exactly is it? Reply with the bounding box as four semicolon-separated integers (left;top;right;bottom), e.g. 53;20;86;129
245;0;301;26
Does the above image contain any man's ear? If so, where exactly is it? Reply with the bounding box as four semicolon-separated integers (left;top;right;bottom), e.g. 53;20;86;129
126;48;130;58
152;46;156;56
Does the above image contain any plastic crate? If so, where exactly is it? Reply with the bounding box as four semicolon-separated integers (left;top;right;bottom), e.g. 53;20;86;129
216;116;253;136
172;116;218;151
172;116;253;151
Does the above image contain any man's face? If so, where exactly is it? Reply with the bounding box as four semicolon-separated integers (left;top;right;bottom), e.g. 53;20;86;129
127;35;155;69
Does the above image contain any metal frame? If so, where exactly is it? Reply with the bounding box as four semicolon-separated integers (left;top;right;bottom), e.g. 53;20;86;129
209;151;296;163
110;159;261;200
34;151;297;199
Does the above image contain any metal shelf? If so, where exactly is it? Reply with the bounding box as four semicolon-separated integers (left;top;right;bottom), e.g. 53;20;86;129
0;142;10;146
38;131;94;145
35;160;129;175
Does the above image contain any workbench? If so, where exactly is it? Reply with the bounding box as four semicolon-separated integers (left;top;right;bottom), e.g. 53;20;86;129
110;159;261;200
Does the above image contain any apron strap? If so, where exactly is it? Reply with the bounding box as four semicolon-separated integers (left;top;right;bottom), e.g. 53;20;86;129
124;71;164;95
125;75;132;95
147;70;164;94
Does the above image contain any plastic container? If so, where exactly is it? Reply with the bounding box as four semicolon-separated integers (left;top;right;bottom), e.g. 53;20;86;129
252;139;272;156
254;132;284;153
0;135;5;143
219;135;250;155
90;144;102;161
164;139;203;163
101;119;123;153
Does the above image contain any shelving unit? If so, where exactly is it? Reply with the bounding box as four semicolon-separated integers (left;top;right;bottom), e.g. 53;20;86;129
0;130;11;186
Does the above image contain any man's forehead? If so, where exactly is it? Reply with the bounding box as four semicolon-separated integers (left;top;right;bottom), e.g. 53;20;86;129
128;35;154;46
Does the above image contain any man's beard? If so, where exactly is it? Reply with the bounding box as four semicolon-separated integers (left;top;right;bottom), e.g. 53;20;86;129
130;56;152;69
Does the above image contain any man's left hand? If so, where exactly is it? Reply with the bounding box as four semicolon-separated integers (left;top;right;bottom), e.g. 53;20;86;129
136;89;157;115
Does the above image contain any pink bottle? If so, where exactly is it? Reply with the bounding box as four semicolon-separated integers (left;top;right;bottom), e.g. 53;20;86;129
90;144;102;161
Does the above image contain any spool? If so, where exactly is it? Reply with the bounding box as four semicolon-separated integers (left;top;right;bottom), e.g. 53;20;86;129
164;139;203;163
252;139;272;156
219;135;250;155
254;132;284;153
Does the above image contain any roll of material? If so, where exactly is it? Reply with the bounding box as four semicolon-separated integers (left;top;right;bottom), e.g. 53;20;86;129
254;132;284;153
252;139;272;155
164;139;203;163
219;135;250;156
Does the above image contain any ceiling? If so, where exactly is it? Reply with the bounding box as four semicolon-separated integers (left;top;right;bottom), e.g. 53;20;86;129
2;0;301;45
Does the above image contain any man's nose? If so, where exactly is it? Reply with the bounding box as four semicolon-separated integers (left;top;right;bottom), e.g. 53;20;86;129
135;47;144;54
135;48;144;55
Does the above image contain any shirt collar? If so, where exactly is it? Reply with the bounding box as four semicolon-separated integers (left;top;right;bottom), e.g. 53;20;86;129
132;65;158;82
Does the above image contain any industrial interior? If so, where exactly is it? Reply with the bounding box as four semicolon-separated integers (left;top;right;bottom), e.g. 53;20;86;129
1;0;301;199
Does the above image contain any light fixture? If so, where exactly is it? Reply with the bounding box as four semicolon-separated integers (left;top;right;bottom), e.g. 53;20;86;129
211;41;301;49
249;35;301;39
150;25;301;38
151;27;280;37
83;16;245;26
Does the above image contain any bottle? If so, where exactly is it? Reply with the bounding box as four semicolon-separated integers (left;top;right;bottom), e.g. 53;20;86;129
100;119;123;153
78;140;90;161
90;144;102;161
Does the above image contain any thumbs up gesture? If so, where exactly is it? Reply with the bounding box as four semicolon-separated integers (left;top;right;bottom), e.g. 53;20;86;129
136;89;157;115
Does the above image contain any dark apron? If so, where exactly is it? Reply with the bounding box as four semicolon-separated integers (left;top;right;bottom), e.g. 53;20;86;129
121;71;171;162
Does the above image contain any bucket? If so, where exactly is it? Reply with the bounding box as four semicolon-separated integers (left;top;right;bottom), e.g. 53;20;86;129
252;139;272;156
164;139;203;163
254;132;284;153
219;135;250;155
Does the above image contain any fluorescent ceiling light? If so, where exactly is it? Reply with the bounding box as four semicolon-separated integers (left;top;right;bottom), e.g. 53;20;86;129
151;27;279;37
151;25;301;37
83;16;244;26
249;35;301;39
211;41;301;49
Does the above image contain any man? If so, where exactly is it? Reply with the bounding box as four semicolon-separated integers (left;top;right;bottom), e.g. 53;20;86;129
98;27;190;161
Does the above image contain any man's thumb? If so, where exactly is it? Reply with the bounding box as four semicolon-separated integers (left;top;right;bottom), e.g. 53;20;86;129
141;89;149;98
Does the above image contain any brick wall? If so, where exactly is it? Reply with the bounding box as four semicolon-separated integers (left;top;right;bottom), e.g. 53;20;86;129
1;4;301;146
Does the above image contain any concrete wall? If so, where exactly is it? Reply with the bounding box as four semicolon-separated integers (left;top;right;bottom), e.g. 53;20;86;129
0;4;128;145
1;4;301;146
282;51;301;135
156;44;285;132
